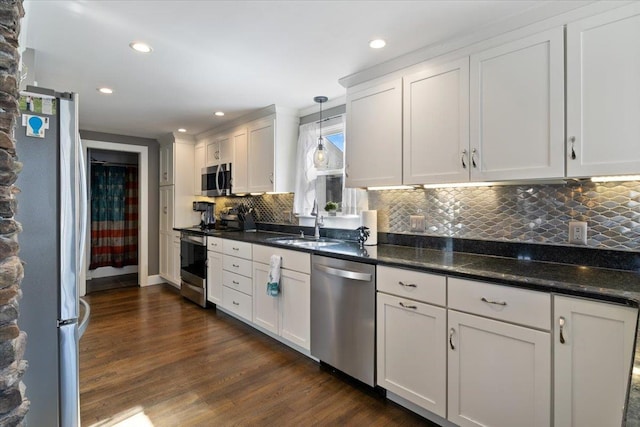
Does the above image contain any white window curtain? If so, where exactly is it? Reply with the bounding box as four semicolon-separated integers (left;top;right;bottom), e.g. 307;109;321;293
293;114;367;218
293;120;319;215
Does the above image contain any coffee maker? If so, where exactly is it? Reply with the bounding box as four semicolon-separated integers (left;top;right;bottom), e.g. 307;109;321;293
193;201;216;230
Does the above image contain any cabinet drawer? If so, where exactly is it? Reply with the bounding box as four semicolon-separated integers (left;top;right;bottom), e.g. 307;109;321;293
223;255;252;278
377;266;446;306
253;244;311;274
222;286;252;322
222;270;252;295
448;277;550;330
223;239;252;259
207;236;223;252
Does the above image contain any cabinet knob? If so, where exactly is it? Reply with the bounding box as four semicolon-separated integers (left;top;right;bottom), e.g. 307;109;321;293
559;316;566;344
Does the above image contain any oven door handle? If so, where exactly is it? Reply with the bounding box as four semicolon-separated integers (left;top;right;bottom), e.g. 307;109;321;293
181;235;206;246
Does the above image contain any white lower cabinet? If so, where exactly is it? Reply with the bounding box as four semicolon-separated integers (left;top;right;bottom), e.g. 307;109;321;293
221;240;252;321
160;231;180;286
252;244;311;350
447;310;551;427
554;295;638;427
206;237;223;305
222;286;252;321
170;231;180;285
376;292;446;417
253;261;311;350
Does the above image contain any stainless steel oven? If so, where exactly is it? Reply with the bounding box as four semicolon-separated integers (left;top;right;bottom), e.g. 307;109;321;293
180;231;207;307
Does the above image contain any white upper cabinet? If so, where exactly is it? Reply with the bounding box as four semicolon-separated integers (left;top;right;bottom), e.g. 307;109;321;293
470;27;565;181
206;133;232;167
231;127;248;194
346;79;402;188
247;116;276;193
159;142;173;186
566;4;640;177
245;111;298;193
403;58;470;185
194;142;205;196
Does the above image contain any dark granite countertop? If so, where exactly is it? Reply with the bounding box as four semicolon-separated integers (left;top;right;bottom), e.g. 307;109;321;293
175;227;640;425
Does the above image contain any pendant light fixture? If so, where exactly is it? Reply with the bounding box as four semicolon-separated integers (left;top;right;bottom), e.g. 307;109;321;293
313;96;329;169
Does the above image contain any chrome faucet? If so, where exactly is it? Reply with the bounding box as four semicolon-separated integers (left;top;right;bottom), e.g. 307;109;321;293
311;200;321;240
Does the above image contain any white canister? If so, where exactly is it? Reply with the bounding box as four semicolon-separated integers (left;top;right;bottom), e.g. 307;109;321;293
361;210;378;246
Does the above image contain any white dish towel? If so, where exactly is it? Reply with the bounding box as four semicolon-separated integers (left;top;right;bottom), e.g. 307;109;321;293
266;254;282;296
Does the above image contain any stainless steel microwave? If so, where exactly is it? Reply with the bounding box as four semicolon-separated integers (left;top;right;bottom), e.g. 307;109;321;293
201;163;232;197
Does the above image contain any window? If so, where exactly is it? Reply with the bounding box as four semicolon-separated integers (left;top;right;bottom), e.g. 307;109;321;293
315;125;344;212
293;113;367;227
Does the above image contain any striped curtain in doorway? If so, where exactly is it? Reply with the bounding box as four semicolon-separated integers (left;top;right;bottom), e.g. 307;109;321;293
89;165;139;269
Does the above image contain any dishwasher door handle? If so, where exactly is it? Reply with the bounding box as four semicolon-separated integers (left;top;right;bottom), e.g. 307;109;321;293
314;264;372;281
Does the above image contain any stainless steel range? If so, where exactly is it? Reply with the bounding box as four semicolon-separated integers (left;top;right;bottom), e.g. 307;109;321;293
180;230;207;307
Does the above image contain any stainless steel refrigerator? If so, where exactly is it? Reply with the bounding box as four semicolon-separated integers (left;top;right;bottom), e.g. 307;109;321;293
15;87;88;426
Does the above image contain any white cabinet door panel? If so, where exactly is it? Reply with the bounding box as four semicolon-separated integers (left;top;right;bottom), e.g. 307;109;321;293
566;4;640;177
346;79;402;187
554;295;638;427
403;58;470;184
470;28;564;181
448;310;551;427
207;250;223;305
377;293;446;416
280;269;311;350
252;262;278;333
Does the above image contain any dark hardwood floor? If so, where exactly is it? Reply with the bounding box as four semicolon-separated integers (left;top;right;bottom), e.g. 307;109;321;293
80;283;437;427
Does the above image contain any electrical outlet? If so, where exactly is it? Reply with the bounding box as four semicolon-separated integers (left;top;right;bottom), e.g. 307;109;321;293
568;221;588;245
410;215;426;232
283;210;292;224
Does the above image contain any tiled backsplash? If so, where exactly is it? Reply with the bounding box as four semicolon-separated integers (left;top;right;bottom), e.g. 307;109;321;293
215;181;640;251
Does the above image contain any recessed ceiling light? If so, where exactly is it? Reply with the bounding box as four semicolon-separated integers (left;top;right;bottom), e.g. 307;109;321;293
178;128;187;133
129;41;153;53
97;87;113;94
369;39;386;49
214;111;225;117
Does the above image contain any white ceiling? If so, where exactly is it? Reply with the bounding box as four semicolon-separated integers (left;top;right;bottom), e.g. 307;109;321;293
23;0;593;140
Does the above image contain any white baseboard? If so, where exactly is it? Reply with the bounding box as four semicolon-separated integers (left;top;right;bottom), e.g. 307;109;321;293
386;392;455;427
87;265;138;279
145;275;165;286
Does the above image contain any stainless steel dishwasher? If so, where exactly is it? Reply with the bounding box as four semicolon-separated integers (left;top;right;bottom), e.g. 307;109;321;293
311;254;376;386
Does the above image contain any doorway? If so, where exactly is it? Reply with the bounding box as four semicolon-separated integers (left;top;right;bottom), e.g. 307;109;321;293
81;139;149;296
87;148;139;292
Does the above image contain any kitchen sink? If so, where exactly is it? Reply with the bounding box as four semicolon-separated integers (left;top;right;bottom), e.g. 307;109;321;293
266;236;344;248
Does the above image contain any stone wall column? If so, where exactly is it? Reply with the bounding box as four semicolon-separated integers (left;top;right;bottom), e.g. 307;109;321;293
0;1;29;426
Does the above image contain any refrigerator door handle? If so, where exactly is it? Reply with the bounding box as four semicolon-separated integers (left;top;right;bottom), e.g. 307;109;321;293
77;132;88;276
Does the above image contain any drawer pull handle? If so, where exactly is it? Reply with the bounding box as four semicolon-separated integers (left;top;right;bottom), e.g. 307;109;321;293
399;302;417;309
398;281;417;288
481;297;507;306
232;247;239;251
232;280;239;285
232;264;239;268
449;328;455;350
559;316;566;344
233;301;240;306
